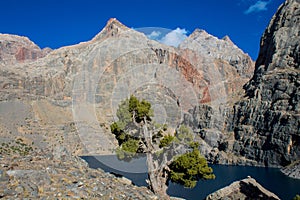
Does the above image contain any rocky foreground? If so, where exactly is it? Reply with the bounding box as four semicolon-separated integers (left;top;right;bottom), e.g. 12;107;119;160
0;148;282;200
0;147;159;199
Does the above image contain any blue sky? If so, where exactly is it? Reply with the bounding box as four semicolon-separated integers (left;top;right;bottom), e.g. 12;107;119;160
0;0;284;60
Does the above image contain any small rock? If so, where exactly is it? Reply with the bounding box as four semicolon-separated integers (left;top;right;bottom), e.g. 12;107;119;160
15;185;24;194
77;181;84;187
0;170;9;181
119;177;132;185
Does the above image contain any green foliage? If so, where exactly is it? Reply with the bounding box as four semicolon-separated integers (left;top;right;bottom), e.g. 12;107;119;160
116;138;140;160
122;138;139;153
189;141;200;150
293;194;300;200
116;95;153;124
159;135;175;148
111;95;153;148
116;99;131;125
169;148;215;188
176;125;193;143
128;95;153;122
137;99;153;121
162;124;168;131
110;121;123;135
129;95;139;113
110;121;132;145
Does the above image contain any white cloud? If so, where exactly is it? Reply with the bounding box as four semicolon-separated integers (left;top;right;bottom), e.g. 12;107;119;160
159;28;188;47
244;0;270;14
147;31;161;40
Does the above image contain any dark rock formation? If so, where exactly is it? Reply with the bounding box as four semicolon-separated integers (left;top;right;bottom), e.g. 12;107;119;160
231;0;300;167
205;177;280;200
281;160;300;179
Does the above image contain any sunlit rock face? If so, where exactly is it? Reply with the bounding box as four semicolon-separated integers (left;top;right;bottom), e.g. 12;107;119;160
0;18;254;157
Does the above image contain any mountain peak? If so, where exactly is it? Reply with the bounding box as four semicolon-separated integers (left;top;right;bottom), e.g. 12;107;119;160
92;18;130;41
189;28;209;39
222;35;234;45
105;18;128;30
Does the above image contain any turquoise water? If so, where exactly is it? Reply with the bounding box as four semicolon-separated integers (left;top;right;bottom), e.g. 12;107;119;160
82;156;300;200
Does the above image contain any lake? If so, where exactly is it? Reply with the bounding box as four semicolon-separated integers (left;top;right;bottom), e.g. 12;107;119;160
82;155;300;200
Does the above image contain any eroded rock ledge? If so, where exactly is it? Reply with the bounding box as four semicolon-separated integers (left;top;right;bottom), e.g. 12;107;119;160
205;177;280;200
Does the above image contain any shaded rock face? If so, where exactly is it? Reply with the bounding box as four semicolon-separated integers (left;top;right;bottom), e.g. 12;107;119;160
205;177;280;200
231;0;300;167
281;160;300;179
0;34;51;65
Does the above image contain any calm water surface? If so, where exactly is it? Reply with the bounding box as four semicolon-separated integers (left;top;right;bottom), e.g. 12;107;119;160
82;155;300;200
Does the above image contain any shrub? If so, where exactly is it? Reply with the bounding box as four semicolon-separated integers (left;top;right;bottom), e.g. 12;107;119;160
159;135;175;148
169;148;215;188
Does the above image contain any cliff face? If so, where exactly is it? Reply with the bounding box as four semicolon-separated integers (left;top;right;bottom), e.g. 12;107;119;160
231;0;300;167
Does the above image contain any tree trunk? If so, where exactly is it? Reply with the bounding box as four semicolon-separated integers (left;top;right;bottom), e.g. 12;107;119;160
143;118;169;198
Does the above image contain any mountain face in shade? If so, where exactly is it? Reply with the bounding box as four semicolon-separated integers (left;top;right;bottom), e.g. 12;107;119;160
231;0;300;167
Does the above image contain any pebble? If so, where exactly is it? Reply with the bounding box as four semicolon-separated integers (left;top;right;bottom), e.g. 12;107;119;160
15;186;24;194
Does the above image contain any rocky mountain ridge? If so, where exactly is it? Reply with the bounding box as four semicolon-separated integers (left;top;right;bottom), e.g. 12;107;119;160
0;17;255;155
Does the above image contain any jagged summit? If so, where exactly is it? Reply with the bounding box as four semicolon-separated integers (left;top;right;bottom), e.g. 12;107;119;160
187;28;209;39
179;27;254;78
255;0;300;72
91;18;132;41
222;35;234;45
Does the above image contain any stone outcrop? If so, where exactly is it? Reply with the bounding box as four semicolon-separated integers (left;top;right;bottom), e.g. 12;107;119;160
0;34;51;65
205;177;280;200
229;0;300;167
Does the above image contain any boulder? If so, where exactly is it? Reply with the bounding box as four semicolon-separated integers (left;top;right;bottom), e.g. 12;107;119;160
205;177;280;200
